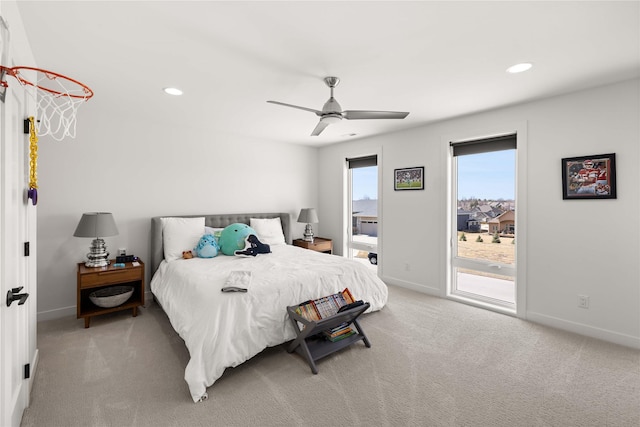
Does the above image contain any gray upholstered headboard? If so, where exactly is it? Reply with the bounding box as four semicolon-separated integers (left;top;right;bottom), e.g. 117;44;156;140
150;212;291;276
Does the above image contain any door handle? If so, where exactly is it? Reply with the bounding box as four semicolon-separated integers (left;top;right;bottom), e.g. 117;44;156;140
6;286;29;307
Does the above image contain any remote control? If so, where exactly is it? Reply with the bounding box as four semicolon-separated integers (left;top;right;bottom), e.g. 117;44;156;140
337;300;365;312
221;286;248;293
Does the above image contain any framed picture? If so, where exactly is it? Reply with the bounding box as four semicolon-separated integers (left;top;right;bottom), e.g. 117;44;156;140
394;166;424;191
561;153;616;199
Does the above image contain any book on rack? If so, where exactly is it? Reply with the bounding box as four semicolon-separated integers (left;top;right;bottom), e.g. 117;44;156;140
324;329;356;342
323;323;352;339
325;322;350;334
294;288;356;321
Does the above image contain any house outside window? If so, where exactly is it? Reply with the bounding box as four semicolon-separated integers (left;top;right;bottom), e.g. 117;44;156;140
352;199;378;237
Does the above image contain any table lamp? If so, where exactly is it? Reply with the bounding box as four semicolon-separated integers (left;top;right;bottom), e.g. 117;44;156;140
297;208;319;243
74;212;119;267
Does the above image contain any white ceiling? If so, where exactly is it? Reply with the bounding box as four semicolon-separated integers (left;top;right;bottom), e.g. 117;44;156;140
12;1;640;146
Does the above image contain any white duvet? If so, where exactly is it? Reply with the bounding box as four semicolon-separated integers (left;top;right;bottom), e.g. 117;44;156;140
150;244;388;402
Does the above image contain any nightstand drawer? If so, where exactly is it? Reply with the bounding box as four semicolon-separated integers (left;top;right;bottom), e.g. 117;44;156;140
79;268;141;288
309;240;332;252
293;238;333;254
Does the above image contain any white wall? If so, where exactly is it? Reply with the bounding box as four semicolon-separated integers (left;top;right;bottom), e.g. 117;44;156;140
318;79;640;348
36;102;318;320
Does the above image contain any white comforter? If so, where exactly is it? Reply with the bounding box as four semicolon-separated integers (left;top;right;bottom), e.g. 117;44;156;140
150;244;388;402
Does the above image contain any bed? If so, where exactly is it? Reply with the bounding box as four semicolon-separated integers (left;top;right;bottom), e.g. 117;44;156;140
149;213;388;402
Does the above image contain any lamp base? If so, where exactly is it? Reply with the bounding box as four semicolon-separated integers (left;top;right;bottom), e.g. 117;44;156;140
85;238;110;268
84;259;111;268
303;224;314;243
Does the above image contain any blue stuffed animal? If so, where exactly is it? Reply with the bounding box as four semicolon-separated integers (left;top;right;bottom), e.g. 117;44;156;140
194;234;219;258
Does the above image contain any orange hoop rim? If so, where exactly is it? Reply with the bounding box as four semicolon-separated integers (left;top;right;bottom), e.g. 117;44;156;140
0;65;93;99
0;65;9;88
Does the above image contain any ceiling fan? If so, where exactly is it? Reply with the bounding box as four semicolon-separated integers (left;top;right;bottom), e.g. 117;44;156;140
267;76;409;136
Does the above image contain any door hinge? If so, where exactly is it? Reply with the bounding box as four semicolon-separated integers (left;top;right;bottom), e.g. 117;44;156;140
24;363;30;379
24;241;30;256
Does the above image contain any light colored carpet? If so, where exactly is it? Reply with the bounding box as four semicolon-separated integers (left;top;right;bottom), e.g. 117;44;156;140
22;285;639;427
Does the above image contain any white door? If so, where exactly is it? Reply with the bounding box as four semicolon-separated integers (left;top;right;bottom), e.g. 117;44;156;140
1;73;34;427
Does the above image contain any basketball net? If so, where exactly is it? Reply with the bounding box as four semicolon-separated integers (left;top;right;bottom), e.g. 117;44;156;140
1;65;93;141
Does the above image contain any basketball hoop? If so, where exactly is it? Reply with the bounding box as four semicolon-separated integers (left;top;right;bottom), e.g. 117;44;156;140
0;65;93;141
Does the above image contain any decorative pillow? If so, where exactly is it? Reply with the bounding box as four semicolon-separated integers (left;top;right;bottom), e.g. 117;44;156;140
161;217;205;262
219;223;256;255
204;226;224;236
250;217;286;246
204;226;224;246
194;234;219;258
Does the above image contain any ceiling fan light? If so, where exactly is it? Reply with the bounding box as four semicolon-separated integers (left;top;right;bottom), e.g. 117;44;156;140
322;115;342;124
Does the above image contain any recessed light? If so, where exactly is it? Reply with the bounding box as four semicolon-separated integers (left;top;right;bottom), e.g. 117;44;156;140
163;87;183;96
506;63;533;74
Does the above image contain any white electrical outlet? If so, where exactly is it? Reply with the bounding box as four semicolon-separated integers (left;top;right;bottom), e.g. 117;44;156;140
578;295;590;309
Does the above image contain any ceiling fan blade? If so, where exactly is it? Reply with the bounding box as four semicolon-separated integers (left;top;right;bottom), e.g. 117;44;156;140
311;120;330;136
343;110;409;120
267;100;322;115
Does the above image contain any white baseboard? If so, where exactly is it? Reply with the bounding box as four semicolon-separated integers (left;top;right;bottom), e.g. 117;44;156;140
381;275;441;296
28;349;39;401
37;294;155;322
37;306;75;322
527;311;640;350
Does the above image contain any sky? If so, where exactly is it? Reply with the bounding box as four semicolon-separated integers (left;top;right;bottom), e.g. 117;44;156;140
352;166;378;200
352;150;515;201
456;150;515;200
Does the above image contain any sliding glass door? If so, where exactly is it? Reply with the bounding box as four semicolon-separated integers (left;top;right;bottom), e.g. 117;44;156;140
347;156;378;270
450;135;516;310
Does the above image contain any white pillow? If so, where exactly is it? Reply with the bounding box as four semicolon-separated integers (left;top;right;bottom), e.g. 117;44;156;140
250;217;286;246
161;217;205;262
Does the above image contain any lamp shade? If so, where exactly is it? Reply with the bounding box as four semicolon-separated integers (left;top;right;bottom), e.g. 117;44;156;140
297;208;319;224
73;212;119;238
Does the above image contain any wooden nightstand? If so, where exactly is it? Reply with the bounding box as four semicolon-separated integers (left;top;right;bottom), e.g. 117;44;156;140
293;237;333;254
77;260;145;328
